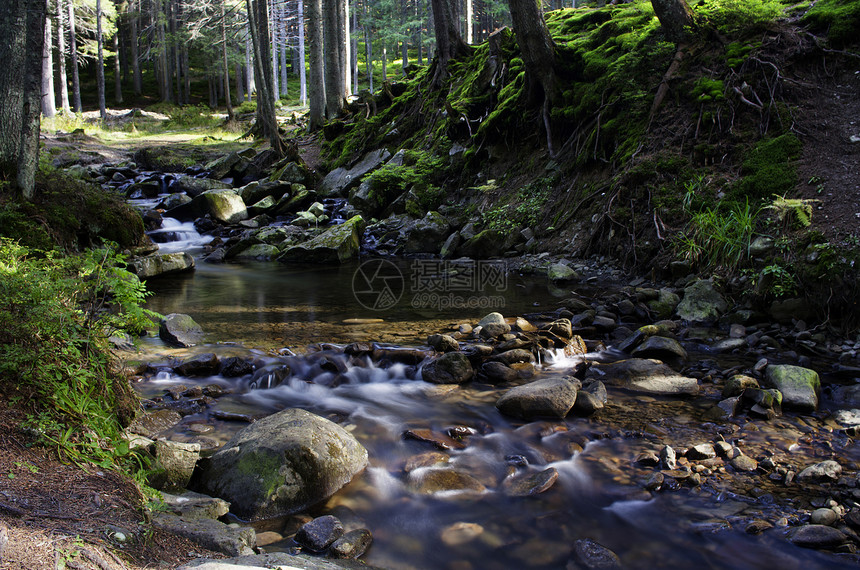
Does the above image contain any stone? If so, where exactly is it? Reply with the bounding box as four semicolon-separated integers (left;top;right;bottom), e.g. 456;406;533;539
176;553;371;570
400;211;451;254
152;513;255;557
440;522;483;546
458;229;507;259
631;336;688;361
585;359;699;396
199;408;368;520
129;252;195;279
542;319;573;339
501;467;559;496
421;352;474;384
547;262;579;282
676;279;727;323
127;409;182;439
193;190;248;224
481;361;519;384
572;381;606;416
234;244;280;261
158;491;230;521
660;445;677;470
159;313;205;347
796;460;842;483
490;349;536;365
480;322;512;339
270;161;311;186
496;376;580;419
403;429;465;451
730;455;758;472
295;515;344;552
278;215;366;264
834;409;860;427
764;364;820;411
477;312;506;327
175;353;220;377
647;289;681;319
722;374;760;398
810;508;840;526
789;525;848;548
172;176;232;198
246;196;276;216
572;538;622;569
154;440;200;490
427;334;459;352
329;529;373;559
439;232;461;259
748;236;774;257
319;149;390;197
687;443;716;460
406;468;486;494
832;384;860;407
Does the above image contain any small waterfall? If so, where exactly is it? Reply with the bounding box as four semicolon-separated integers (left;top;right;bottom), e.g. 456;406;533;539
148;217;213;254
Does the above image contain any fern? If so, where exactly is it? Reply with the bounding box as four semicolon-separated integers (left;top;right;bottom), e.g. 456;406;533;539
767;195;818;229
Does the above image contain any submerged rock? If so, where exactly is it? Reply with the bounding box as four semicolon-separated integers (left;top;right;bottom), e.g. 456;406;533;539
295;515;344;552
501;467;559;496
199;408;368;520
572;538;622;569
586;359;699;396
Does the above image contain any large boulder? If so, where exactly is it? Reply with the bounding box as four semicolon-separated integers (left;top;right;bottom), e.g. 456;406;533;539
421;352;474;384
199;408;368;520
585;359;699;396
159;313;205;347
192;190;248;224
319;149;390;197
496;376;581;419
400;211;451;254
171;176;232;198
457;229;507;259
764;364;820;411
129;252;195;279
676;279;727;323
277;215;366;264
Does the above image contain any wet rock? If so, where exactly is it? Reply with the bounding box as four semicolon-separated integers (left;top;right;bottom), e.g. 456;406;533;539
175;353;220;377
660;445;677;470
427;334;459;353
220;357;254;378
403;428;465;450
480;322;512;339
421;352;474;384
199;408;368;520
572;381;606;416
319;148;390;197
159;313;205;347
191;189;248;224
789;524;848;548
329;528;373;559
152;513;255;557
130;252;195;279
631;336;687;361
730;454;758;472
407;468;486;494
797;460;842;483
481;361;519;384
516;317;537;332
687;443;716;460
159;491;230;521
496;376;581;420
172;176;232;198
636;449;660;466
458;229;507;258
711;337;747;353
764;364;820;411
585;359;699;396
177;553;369;570
741;388;782;419
704;397;741;421
745;519;774;534
278;215;366;264
542;319;573;339
501;467;559;496
127;409;182;438
404;452;449;472
564;335;588;357
648;289;681;319
811;508;840;526
478;312;506;327
572;538;622;569
676;279;727;323
440;522;483;546
295;515;344;552
400;211;451;254
548;262;579;282
491;348;536;365
832;384;860;407
722;374;760;398
834;409;860;427
153;440;200;491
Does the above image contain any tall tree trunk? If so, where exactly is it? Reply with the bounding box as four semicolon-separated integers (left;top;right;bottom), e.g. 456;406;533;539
170;0;181;104
246;0;283;152
130;0;142;96
465;0;473;44
429;0;470;86
306;0;325;128
236;61;244;102
416;0;424;64
114;33;123;103
343;1;351;96
57;1;71;114
270;0;280;99
155;0;170;102
298;0;307;105
96;0;106;119
507;0;558;104
323;0;344;117
364;12;373;93
245;22;255;99
279;8;289;97
1;0;48;199
351;7;358;94
41;13;56;117
381;45;387;82
651;0;695;43
401;0;409;68
68;0;81;112
221;0;234;119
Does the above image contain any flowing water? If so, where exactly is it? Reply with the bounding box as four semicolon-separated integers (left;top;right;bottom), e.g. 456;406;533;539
132;206;856;570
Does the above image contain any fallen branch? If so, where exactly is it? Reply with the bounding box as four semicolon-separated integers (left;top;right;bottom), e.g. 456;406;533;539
733;87;764;110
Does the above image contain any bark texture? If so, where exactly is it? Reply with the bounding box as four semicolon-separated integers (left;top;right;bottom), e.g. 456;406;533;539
508;0;558;104
651;0;696;43
306;0;326;129
429;0;471;86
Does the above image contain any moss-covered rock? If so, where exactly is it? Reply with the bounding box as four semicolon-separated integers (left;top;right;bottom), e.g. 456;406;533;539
192;190;248;224
676;279;727;323
277;215;366;264
764;364;821;411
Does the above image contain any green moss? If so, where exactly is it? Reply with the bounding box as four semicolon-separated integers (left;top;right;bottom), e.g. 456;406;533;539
691;78;725;103
730;134;802;204
725;41;761;69
695;0;788;35
802;0;860;47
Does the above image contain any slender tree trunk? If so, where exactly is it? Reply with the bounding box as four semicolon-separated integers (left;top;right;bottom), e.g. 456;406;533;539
364;13;373;93
130;0;142;96
41;14;56;117
401;0;409;68
171;0;181;104
114;33;123;103
465;0;473;44
351;7;358;94
1;0;48;199
344;1;351;96
245;23;255;99
416;0;424;64
279;3;289;97
183;47;190;104
306;0;325;128
323;0;344;117
96;0;106;118
270;0;279;99
298;0;307;105
236;61;244;102
246;0;283;151
57;1;70;114
381;45;387;82
221;0;234;119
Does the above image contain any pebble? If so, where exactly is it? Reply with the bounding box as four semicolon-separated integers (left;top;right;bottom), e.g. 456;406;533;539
810;508;839;526
730;455;758;472
440;522;484;546
790;524;848;548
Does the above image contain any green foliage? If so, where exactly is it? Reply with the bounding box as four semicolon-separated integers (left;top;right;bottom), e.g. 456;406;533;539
766;195;818;229
730;134;802;204
676;200;761;270
159;104;217;129
366;150;444;216
482;178;551;232
695;0;787;35
758;263;798;297
691;78;725;103
803;0;860;47
235;100;257;114
0;239;158;467
725;41;761;69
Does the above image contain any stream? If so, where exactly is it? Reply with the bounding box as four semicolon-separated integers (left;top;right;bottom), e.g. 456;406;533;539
129;198;858;570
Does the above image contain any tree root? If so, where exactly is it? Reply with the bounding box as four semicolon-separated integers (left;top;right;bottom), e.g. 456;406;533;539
648;44;687;129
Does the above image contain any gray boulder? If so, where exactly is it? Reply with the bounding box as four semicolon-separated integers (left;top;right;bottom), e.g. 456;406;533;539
631;336;688;361
458;229;506;258
278;215;365;264
193;190;248;224
200;408;368;520
764;364;820;411
496;376;581;419
422;352;474;384
152;513;255;557
319;149;391;197
400;211;451;254
153;440;200;491
159;313;205;347
158;491;230;521
585;359;699;395
172;176;232;198
129;252;195;279
676;279;727;323
547;262;579;282
295;515;344;552
789;525;848;548
796;460;842;482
